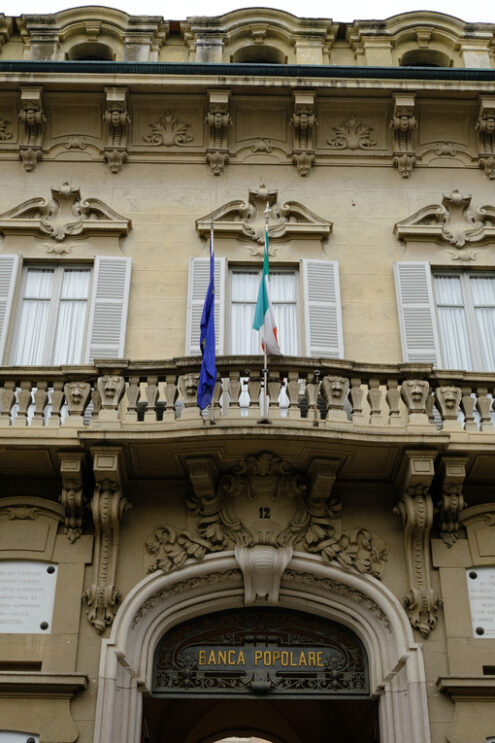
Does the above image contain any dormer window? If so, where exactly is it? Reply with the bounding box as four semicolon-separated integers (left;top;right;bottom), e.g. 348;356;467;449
232;45;285;64
400;49;452;67
67;42;115;61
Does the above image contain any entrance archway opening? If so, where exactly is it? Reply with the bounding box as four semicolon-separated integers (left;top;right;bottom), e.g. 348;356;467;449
141;607;379;743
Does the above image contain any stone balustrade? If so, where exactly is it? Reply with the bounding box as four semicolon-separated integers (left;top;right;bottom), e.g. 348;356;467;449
0;357;494;433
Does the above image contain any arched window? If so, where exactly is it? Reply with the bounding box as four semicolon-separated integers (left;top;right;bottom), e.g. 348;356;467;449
400;49;452;67
67;42;115;61
232;45;285;64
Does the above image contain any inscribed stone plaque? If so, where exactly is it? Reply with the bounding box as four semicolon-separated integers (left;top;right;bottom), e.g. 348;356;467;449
0;561;58;634
466;567;495;638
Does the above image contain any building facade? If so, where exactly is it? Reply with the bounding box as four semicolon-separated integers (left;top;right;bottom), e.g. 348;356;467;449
0;6;495;743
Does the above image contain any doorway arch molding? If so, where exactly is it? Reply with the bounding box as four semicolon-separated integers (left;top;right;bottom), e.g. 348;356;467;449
93;551;431;743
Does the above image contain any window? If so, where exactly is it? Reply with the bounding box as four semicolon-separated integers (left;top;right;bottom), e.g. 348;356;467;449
230;268;298;355
10;265;91;365
0;255;132;365
186;257;344;359
433;273;495;371
394;262;495;371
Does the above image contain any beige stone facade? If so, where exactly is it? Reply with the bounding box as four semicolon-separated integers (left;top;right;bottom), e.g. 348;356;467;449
0;6;495;743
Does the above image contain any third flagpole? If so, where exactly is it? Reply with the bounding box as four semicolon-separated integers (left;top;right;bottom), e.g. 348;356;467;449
263;202;269;421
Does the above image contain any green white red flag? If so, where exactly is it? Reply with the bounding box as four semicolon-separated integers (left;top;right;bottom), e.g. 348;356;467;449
252;225;282;356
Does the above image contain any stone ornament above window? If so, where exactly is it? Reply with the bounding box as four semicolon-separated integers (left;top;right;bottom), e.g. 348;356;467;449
394;189;495;248
0;181;131;241
196;183;332;253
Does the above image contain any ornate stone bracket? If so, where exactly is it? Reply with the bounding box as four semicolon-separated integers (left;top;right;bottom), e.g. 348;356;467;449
476;96;495;179
0;181;131;241
436;458;467;547
390;93;417;178
395;451;441;637
290;91;317;177
83;448;130;634
196;183;332;253
18;86;46;172
394;189;495;248
58;453;87;543
145;452;388;583
205;89;232;176
104;87;130;174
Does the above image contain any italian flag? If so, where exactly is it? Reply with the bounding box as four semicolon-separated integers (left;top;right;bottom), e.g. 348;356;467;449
252;228;282;356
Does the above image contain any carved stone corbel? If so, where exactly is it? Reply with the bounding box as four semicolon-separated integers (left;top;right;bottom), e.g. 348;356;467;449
58;453;86;543
395;451;441;637
104;87;130;174
205;90;231;175
84;448;130;634
437;458;467;547
290;91;317;176
476;96;495;179
18;87;46;172
390;93;417;178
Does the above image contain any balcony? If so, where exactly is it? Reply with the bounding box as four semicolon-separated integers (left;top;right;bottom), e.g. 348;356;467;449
1;356;495;485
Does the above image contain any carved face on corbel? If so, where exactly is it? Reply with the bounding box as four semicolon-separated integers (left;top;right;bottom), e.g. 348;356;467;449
322;376;349;404
97;375;125;408
402;379;429;412
179;373;199;402
64;382;91;413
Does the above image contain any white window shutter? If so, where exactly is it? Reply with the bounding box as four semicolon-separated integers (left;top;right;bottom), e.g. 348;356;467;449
86;256;131;362
394;261;441;365
302;259;344;358
186;257;225;355
0;254;20;362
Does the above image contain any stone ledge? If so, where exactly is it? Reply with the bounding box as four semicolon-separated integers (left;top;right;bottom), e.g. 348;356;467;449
0;672;88;694
437;675;495;698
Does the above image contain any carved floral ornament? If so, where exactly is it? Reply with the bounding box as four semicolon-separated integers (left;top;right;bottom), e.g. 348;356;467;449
0;182;131;241
145;452;388;581
394;189;495;248
196;183;332;253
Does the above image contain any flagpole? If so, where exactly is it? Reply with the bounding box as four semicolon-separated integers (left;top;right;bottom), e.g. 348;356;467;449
262;202;270;421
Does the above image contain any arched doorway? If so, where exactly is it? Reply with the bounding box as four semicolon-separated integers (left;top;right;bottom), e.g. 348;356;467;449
142;607;378;743
93;552;431;743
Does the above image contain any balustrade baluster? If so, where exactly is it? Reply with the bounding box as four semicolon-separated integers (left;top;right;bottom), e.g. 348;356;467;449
144;376;159;422
247;370;261;419
305;373;320;426
367;378;384;425
476;387;492;431
286;371;300;420
48;381;64;426
31;381;49;427
163;374;178;422
386;379;401;426
268;371;282;420
226;371;241;417
350;377;365;424
125;376;141;422
14;381;33;427
460;386;477;431
0;381;16;427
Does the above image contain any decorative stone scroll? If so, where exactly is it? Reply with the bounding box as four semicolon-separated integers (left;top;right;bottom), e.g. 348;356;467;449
104;87;130;174
83;448;130;634
327;113;376;150
476;96;495;179
395;451;441;637
152;607;369;697
394;190;495;248
18;86;46;172
143;111;193;146
390;93;417;178
0;181;131;241
58;453;86;543
436;457;467;547
290;91;317;176
196;183;332;253
205;89;232;175
145;452;388;586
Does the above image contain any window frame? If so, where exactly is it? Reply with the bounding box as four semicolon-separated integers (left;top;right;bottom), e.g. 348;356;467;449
8;262;93;366
227;264;301;356
433;270;495;371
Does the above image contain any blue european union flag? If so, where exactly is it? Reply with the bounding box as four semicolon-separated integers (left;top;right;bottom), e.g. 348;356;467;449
197;233;216;410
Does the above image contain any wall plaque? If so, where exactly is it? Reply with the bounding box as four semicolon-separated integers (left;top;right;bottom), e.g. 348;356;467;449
152;608;369;698
0;734;38;743
466;567;495;637
0;561;58;634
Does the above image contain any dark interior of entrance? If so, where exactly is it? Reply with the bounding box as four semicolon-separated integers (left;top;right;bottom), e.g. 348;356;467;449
142;697;379;743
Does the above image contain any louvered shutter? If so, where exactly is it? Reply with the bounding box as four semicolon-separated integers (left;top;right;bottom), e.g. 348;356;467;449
394;261;441;365
86;256;131;362
0;254;20;362
186;257;225;355
302;259;344;358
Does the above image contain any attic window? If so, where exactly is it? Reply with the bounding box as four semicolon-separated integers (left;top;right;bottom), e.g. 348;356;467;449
400;49;451;67
67;42;115;61
232;45;285;64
